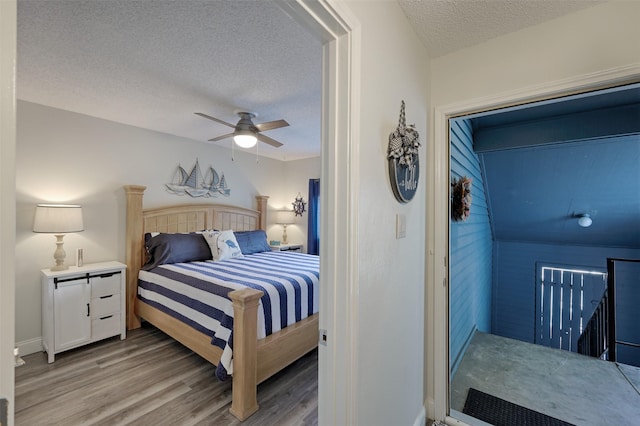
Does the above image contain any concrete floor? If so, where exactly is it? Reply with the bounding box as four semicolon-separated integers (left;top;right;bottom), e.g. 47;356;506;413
451;332;640;426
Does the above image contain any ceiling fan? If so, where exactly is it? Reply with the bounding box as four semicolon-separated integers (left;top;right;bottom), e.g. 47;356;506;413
195;111;289;148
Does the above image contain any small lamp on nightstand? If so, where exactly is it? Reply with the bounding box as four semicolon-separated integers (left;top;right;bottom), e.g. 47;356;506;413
275;209;295;244
33;204;84;271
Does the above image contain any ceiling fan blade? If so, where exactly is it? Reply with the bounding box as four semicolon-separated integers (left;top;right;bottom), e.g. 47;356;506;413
195;112;236;129
208;133;234;142
254;119;289;132
257;133;284;148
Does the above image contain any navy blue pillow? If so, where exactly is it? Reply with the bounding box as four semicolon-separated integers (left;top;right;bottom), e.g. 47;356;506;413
142;232;212;270
234;230;272;255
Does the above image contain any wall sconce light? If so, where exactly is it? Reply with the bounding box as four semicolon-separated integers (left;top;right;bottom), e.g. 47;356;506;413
578;214;592;228
33;204;84;270
275;210;295;244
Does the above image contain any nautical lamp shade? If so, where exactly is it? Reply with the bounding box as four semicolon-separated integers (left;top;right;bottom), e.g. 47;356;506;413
33;204;84;234
275;209;295;225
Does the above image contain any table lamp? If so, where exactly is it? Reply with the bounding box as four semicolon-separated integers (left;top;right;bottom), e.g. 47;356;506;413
33;204;84;271
275;210;295;244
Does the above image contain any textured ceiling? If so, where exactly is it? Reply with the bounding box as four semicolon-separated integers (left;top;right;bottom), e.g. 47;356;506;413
18;0;605;161
398;0;604;58
17;0;322;161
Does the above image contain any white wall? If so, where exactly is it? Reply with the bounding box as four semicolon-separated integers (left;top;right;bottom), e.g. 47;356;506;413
346;2;429;425
15;100;319;352
428;1;640;421
271;156;320;250
431;2;640;107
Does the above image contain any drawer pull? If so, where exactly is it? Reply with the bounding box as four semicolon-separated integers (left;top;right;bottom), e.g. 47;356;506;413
99;315;113;320
87;303;90;317
99;294;114;299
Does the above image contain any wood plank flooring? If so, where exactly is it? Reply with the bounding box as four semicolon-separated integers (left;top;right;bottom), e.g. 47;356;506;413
15;324;318;426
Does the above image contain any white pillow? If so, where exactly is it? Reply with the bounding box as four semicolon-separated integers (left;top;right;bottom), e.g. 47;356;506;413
203;229;243;261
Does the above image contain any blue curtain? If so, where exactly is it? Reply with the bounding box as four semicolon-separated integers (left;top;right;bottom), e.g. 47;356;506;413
307;179;320;255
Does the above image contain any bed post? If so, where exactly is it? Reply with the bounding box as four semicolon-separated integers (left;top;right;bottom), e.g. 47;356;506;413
228;288;264;421
124;185;146;330
255;195;269;231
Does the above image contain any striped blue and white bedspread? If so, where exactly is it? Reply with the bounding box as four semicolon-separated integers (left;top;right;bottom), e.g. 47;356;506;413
137;251;319;380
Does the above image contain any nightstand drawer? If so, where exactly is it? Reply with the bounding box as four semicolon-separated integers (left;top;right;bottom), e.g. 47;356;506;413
92;294;120;318
91;273;121;298
92;313;121;341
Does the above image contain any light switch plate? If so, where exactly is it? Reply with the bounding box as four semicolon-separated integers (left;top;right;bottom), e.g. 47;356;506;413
396;213;406;239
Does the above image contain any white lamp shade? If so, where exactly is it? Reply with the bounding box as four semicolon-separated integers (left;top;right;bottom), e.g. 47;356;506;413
33;204;84;233
275;209;295;225
233;130;258;148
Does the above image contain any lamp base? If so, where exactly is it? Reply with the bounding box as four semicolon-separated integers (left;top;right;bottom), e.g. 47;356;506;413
50;264;70;272
282;225;289;244
51;234;69;271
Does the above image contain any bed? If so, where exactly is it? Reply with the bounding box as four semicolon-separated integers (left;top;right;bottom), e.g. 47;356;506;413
123;185;319;421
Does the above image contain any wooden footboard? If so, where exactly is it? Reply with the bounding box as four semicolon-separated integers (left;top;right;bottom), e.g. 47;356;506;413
231;289;318;420
123;185;318;421
228;288;263;420
134;295;318;421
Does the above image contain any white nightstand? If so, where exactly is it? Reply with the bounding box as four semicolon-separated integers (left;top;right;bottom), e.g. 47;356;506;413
41;261;126;363
270;243;303;252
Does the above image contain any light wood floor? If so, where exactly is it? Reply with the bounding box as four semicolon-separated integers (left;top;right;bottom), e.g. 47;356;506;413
15;324;318;426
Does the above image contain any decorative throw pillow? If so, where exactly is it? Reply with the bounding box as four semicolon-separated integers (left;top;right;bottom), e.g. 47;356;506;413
203;229;244;261
234;230;272;254
143;232;212;270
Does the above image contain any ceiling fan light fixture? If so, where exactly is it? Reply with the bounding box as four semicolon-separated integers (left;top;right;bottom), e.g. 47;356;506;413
233;130;257;148
197;110;286;148
578;214;592;228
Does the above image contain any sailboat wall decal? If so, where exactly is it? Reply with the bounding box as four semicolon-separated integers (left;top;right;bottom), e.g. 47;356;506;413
165;159;231;198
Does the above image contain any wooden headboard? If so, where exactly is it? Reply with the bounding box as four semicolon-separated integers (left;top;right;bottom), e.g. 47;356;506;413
123;185;269;329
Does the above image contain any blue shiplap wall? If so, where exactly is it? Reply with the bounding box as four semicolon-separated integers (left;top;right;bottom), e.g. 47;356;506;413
449;118;493;374
492;241;640;343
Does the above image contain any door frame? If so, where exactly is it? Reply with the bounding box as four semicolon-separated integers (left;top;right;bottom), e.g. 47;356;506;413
1;1;17;424
428;64;640;423
274;1;361;424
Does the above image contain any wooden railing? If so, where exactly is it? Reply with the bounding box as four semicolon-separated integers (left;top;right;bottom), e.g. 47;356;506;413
577;289;609;359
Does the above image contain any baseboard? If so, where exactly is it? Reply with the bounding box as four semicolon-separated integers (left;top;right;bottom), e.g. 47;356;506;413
16;337;42;356
413;405;426;426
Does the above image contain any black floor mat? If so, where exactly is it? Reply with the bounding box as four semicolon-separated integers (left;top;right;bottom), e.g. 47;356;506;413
462;387;576;426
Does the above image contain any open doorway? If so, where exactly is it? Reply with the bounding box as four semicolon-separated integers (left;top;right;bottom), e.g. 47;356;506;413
7;2;358;425
447;82;640;425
